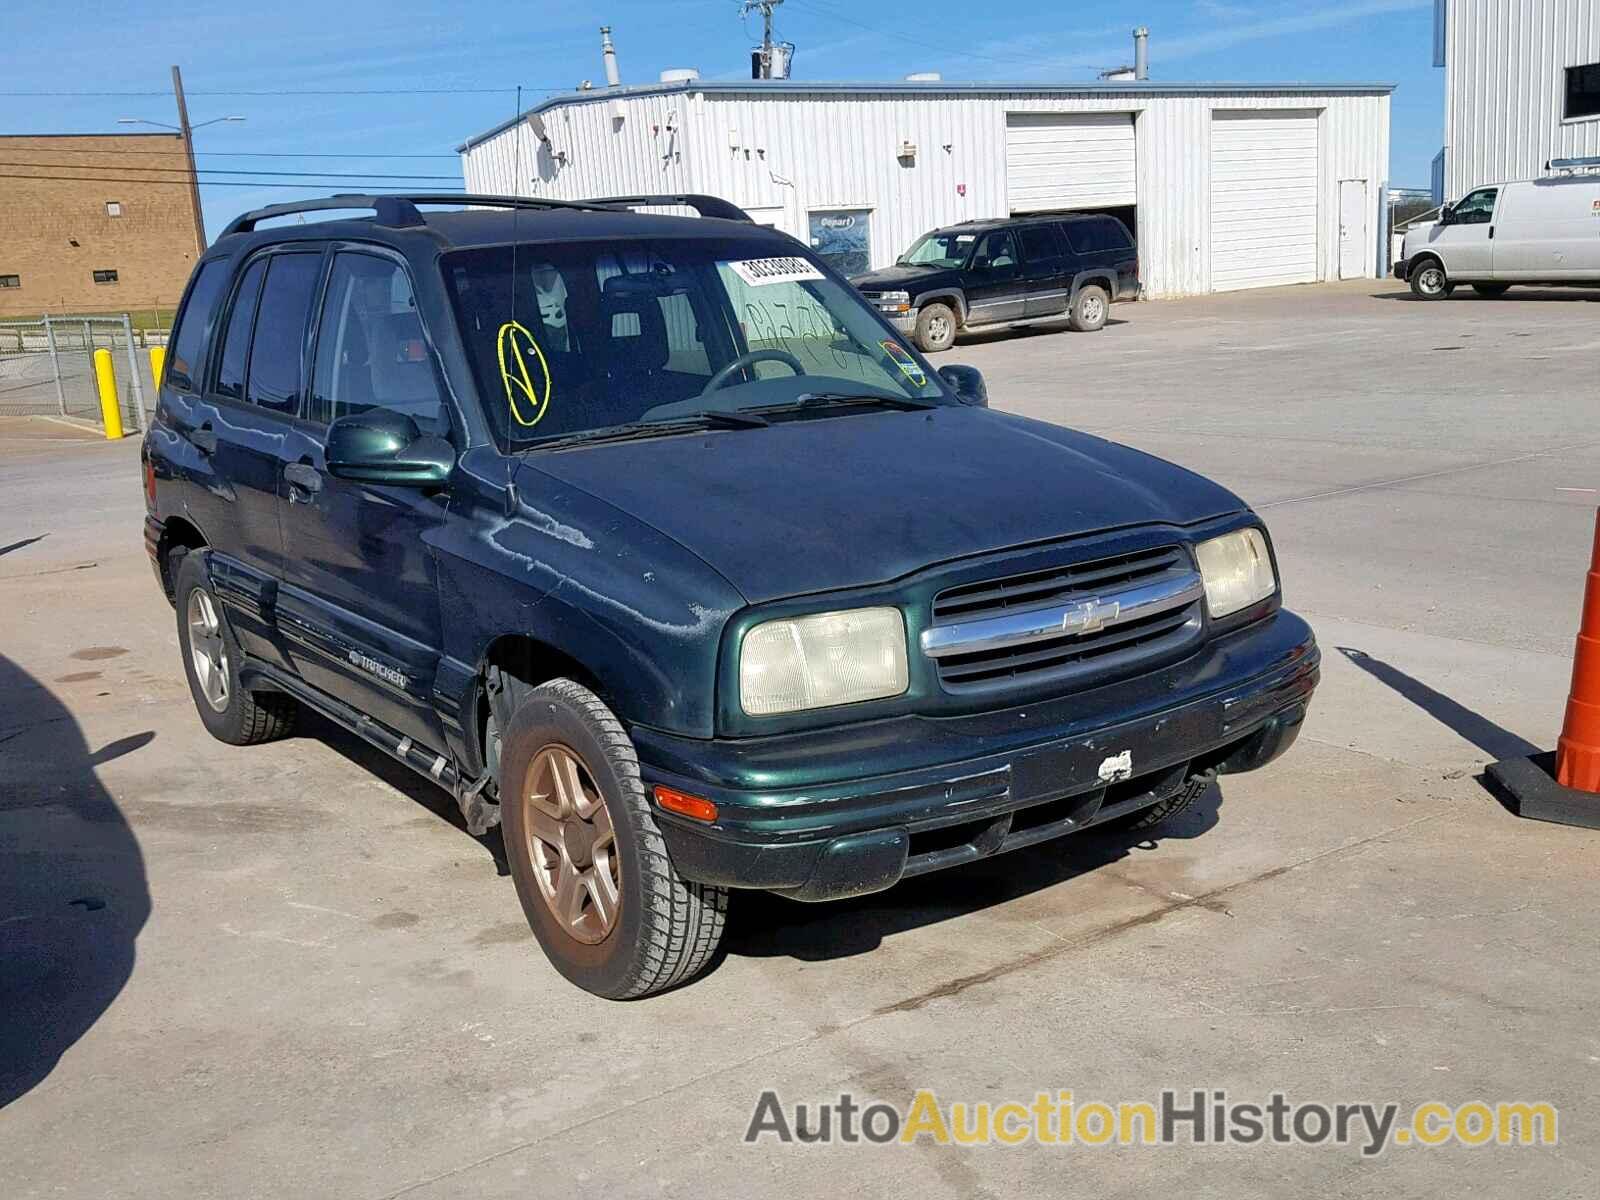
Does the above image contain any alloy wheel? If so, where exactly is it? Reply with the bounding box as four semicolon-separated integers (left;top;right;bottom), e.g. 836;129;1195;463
1082;295;1106;325
186;588;230;713
521;744;621;944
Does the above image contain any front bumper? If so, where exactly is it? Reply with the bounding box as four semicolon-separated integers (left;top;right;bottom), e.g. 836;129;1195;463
635;608;1319;901
885;312;917;333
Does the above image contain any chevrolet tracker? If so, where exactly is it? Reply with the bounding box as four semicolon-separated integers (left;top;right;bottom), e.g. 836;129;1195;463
142;192;1320;998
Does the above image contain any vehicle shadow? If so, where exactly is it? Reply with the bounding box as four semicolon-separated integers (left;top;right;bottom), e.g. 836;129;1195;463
721;781;1222;965
1370;288;1600;303
952;317;1131;350
0;654;152;1110
291;708;510;876
1335;646;1540;760
0;534;46;558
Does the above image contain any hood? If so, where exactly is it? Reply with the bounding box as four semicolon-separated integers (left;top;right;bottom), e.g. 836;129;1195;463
521;408;1246;605
1402;222;1440;255
849;263;955;291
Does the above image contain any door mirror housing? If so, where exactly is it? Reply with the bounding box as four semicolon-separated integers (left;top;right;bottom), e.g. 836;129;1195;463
1437;203;1455;226
938;364;988;408
325;408;455;487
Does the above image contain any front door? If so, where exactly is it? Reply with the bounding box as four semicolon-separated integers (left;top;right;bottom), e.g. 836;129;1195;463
1425;185;1498;277
1338;180;1367;279
274;249;451;748
964;229;1027;325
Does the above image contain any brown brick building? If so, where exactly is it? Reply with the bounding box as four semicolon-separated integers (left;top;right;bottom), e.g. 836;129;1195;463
0;133;202;318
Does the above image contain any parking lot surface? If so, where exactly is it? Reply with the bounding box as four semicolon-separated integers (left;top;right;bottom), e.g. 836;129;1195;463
4;280;1599;1197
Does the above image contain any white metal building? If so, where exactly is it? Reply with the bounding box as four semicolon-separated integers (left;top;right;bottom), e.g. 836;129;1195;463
458;79;1393;298
1433;0;1600;202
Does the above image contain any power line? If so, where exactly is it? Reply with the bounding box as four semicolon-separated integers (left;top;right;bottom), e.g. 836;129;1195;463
0;171;465;190
0;86;562;97
0;159;460;180
0;145;459;160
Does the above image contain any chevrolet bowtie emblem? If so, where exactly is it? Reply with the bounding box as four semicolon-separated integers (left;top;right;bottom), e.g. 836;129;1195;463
1067;597;1121;636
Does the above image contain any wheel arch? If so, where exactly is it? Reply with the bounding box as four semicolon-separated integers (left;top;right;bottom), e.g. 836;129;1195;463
467;633;616;779
156;514;208;603
1070;269;1116;300
912;289;967;324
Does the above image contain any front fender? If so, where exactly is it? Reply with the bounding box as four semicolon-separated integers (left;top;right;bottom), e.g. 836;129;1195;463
433;451;747;744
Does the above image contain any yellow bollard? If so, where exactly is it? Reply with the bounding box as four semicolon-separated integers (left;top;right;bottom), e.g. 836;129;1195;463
94;348;124;440
149;344;166;391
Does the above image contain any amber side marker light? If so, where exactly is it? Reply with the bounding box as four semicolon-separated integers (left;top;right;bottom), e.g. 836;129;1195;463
654;786;718;823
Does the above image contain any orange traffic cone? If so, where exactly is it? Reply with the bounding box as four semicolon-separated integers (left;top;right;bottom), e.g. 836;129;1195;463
1486;508;1600;829
1556;511;1600;791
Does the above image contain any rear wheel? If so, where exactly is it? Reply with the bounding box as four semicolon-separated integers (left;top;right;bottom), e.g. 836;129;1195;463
1069;284;1109;332
1472;283;1511;298
499;678;728;998
1409;260;1451;299
174;550;296;745
914;302;957;353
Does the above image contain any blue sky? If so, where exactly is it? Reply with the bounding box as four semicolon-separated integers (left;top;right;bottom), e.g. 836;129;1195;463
2;0;1440;240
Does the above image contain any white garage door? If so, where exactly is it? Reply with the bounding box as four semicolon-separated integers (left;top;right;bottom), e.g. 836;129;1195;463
1209;111;1320;292
1006;113;1136;213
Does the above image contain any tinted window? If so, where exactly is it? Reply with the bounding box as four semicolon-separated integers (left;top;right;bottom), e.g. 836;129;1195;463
1018;224;1062;262
309;252;447;434
166;260;228;393
1451;187;1498;225
215;259;265;402
246;253;321;415
1063;217;1134;254
972;230;1017;269
1566;62;1600;120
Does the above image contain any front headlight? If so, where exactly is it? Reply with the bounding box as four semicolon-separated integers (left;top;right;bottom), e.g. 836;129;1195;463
1195;528;1277;618
875;290;911;313
740;607;909;715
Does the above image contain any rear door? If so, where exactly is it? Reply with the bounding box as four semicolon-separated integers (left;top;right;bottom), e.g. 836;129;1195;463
963;228;1027;325
1017;223;1070;317
275;248;451;747
187;250;323;664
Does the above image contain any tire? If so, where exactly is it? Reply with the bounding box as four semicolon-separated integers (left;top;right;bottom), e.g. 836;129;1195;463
1103;773;1213;832
174;550;296;745
1472;283;1511;298
1409;260;1451;300
499;678;728;999
1068;284;1110;332
913;302;957;353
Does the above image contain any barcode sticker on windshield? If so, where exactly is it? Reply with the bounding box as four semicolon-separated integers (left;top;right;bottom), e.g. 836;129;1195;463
725;257;826;287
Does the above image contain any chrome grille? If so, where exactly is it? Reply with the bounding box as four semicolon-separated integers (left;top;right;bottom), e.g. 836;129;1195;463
926;545;1204;693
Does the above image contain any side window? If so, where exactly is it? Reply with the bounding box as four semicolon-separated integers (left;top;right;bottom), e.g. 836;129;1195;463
165;260;228;393
245;254;322;415
1063;218;1134;254
1452;188;1498;225
215;259;266;402
1018;225;1060;263
973;230;1017;270
309;253;446;433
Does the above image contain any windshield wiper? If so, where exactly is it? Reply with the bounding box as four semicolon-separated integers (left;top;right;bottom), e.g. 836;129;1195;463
523;410;767;452
752;391;939;415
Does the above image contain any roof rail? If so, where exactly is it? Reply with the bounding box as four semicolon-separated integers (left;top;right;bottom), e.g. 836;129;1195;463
219;192;619;237
585;194;752;222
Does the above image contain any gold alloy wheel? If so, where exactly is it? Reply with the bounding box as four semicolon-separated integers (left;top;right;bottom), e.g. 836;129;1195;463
520;744;622;944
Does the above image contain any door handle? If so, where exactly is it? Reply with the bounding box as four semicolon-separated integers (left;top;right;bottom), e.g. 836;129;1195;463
284;462;323;501
189;423;217;455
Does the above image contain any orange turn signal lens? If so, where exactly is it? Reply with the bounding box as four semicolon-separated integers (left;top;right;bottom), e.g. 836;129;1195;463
653;786;718;823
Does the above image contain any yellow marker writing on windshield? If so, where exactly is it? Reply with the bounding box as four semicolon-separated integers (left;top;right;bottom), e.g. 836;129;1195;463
880;339;927;387
497;321;553;427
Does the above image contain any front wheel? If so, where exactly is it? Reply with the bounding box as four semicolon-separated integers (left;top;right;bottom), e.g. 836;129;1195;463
1409;261;1452;300
1472;283;1511;298
1069;284;1109;332
914;302;957;353
499;678;728;998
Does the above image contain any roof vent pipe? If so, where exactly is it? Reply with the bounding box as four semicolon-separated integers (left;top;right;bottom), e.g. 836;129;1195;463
1133;27;1149;80
601;26;622;87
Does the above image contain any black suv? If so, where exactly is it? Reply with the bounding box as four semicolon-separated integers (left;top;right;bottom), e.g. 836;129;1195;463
851;214;1139;352
143;192;1316;998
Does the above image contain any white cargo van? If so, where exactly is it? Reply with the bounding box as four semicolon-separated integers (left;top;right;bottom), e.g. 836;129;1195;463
1396;158;1600;299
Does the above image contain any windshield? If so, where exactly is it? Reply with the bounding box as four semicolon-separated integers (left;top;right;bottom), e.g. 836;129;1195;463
443;238;953;446
901;231;975;269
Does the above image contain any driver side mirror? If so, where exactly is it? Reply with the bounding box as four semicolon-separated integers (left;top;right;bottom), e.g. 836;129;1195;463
326;408;456;487
1437;204;1455;226
938;364;988;408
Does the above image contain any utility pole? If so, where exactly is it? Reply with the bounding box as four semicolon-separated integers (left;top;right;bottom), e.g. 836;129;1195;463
171;65;207;254
742;0;785;79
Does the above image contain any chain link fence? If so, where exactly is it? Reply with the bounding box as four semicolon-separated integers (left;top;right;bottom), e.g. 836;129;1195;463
0;314;165;434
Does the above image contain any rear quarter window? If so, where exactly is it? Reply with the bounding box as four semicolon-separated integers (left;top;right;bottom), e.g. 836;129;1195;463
165;260;229;392
1064;218;1134;254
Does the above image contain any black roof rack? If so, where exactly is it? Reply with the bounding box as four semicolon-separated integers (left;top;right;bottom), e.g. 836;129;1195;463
585;194;752;222
219;192;620;237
